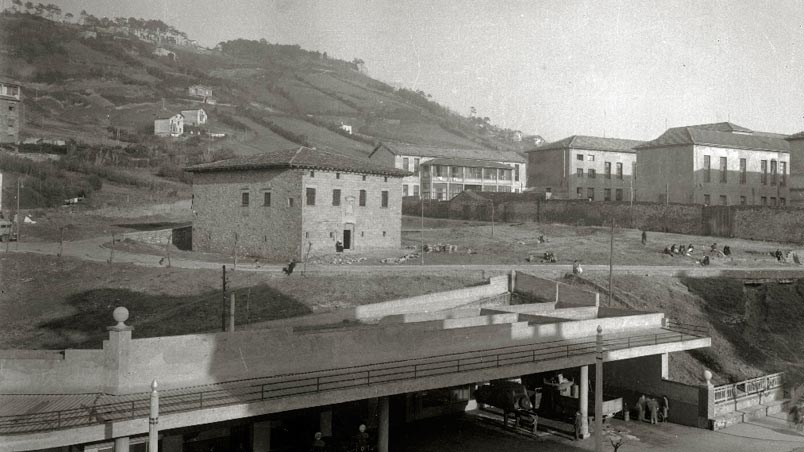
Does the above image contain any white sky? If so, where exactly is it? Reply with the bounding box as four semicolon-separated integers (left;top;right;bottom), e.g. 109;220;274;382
45;0;804;141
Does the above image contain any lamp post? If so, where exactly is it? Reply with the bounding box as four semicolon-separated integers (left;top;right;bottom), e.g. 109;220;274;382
488;198;495;238
420;195;424;265
149;379;159;452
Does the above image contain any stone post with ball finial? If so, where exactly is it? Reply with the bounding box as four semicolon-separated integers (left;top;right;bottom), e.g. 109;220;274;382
698;369;716;429
105;306;133;395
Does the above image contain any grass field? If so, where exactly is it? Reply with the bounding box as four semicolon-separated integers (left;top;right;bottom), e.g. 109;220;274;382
398;216;797;267
0;253;484;350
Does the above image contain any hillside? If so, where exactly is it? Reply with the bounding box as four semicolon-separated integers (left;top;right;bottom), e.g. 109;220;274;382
0;11;536;161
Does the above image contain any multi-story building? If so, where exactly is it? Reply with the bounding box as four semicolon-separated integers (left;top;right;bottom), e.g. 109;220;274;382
525;135;643;201
368;142;526;199
784;131;804;206
635;123;790;206
0;78;21;144
185;146;409;260
154;113;184;137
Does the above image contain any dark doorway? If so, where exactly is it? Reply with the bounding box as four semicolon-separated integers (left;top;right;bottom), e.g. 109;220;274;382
343;229;352;250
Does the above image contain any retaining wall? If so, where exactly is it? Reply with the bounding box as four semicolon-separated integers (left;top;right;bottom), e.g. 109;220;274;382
404;195;804;243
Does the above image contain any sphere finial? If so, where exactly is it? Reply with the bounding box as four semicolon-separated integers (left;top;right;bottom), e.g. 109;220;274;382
703;369;713;385
112;307;129;327
597;325;603;334
151;379;158;391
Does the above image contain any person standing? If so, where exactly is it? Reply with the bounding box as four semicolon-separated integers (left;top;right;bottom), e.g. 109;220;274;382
641;230;647;245
574;410;583;440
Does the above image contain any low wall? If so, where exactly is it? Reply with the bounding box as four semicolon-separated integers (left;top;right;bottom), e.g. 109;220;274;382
0;349;107;394
513;272;598;308
408;194;804;244
121;225;192;250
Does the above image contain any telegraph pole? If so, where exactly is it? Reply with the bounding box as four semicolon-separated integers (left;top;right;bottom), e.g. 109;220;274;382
15;178;20;249
608;219;614;306
420;197;424;265
221;265;227;332
149;380;159;452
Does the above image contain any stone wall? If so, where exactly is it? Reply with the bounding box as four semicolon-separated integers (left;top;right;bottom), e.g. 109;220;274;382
406;195;804;243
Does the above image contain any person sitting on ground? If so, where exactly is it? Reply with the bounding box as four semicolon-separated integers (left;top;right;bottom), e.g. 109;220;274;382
687;244;695;255
670;244;678;255
711;242;718;252
723;245;731;256
282;260;296;275
678;244;687;255
775;249;784;262
701;255;710;266
572;260;583;276
663;246;673;256
538;234;547;244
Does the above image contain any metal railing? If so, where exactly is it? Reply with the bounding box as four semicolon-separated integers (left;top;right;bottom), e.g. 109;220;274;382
713;372;784;404
0;326;706;435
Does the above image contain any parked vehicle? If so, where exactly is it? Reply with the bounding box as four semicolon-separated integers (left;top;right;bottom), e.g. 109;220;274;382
475;380;541;432
0;219;16;242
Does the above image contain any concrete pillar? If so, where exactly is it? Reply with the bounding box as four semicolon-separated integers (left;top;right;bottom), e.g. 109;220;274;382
162;435;183;452
661;353;669;380
252;421;272;452
579;365;590;438
377;396;390;452
319;410;333;437
114;437;130;452
106;307;133;394
595;326;603;452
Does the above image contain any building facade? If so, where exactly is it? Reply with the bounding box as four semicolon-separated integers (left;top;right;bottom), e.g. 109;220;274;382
186;147;409;261
154;113;184;137
0;78;21;144
188;84;213;99
181;109;207;126
526;136;642;201
636;123;790;206
368;142;527;199
785;132;804;206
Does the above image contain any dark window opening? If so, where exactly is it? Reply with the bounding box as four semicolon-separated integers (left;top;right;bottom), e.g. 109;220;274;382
241;192;249;207
381;190;389;208
306;188;316;206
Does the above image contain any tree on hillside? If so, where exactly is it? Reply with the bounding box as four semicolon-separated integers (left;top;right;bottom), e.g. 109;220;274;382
64;12;73;22
34;2;44;16
11;0;22;12
24;1;33;13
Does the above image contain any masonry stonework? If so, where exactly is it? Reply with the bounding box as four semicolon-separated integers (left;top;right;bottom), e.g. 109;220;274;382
191;168;303;260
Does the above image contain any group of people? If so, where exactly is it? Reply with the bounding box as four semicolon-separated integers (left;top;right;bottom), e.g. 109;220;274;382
635;395;669;424
663;243;695;257
311;424;372;452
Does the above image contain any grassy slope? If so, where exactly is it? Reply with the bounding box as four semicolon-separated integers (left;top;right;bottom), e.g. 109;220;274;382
0;253;484;350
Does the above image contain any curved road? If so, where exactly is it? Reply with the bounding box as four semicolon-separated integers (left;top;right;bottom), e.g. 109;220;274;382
5;237;804;279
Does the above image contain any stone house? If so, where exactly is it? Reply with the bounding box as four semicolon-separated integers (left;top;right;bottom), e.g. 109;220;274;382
0;78;21;144
181;109;207;127
188;85;213;99
185;146;410;261
154;113;184;137
635;123;790;206
525;135;643;202
368;142;526;199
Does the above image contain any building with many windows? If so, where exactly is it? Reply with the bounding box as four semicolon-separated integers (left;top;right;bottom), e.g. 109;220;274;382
525;135;643;201
635;123;790;206
368;142;526;199
185;147;409;260
0;77;21;144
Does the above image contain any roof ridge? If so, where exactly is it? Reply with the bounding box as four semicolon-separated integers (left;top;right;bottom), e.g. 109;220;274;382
288;146;307;166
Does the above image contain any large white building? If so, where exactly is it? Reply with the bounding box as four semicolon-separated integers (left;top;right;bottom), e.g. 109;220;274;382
635;123;790;206
525;135;643;201
368;142;527;200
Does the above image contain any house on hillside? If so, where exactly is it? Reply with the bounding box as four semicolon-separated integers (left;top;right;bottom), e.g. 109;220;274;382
635;122;790;206
153;47;176;61
525;135;643;202
184;146;410;260
154;113;184;137
79;30;97;39
181;109;207;127
339;123;353;134
188;85;213;100
368;142;527;199
0;78;22;144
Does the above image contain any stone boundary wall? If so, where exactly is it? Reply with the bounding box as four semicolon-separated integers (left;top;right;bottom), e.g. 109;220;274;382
403;196;804;243
121;225;192;250
513;272;599;307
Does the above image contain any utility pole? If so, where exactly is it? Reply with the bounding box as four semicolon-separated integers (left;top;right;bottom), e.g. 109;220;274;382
149;380;159;452
489;199;495;238
228;293;236;333
420;197;424;265
221;265;227;332
15;178;20;249
608;219;614;306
